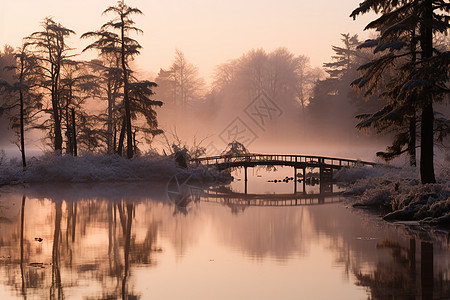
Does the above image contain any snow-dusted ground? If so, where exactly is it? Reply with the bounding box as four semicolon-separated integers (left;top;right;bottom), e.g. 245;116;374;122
0;153;231;186
335;158;450;226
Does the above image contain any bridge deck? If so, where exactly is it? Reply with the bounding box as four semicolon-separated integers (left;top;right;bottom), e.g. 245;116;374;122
192;153;376;170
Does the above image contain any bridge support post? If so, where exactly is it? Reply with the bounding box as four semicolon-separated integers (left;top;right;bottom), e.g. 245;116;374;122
244;166;248;195
294;167;297;194
302;168;306;193
244;166;248;182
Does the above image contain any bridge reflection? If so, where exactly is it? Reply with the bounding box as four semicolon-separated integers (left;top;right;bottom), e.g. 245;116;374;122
168;182;342;215
199;189;342;207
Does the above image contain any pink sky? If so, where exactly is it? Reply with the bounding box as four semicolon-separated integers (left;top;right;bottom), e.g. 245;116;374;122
0;0;375;82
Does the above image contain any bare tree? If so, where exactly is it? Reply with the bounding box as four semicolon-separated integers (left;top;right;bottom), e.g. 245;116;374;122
155;49;205;109
0;44;43;168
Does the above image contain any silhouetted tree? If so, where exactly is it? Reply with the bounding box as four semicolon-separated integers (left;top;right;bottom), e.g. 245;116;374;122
59;60;97;155
351;0;449;183
307;34;382;144
155;49;205;109
82;1;145;158
325;33;361;78
0;44;43;168
127;80;163;152
87;57;123;154
26;17;75;153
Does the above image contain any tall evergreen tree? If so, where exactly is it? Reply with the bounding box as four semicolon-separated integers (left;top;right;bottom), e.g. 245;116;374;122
307;34;382;144
82;1;145;158
26;17;75;153
351;0;449;183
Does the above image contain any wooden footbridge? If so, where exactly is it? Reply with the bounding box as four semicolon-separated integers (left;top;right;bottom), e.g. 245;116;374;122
192;153;377;194
193;153;376;170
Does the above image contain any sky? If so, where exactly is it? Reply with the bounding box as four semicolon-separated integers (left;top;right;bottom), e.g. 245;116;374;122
0;0;375;83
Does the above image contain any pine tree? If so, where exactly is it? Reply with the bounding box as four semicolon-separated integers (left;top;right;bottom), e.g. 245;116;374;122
351;0;449;183
26;17;75;153
307;34;382;144
82;1;145;158
324;33;361;79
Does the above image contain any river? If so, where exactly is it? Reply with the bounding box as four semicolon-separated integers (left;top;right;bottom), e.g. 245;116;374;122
0;168;449;299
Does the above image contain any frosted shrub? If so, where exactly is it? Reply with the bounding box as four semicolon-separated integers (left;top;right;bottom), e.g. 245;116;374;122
0;153;231;186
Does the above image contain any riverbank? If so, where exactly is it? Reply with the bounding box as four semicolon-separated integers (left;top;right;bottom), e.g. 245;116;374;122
0;153;232;186
335;162;450;227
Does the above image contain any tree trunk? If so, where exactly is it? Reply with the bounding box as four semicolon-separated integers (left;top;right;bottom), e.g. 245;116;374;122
19;84;26;169
65;106;73;155
114;123;117;153
117;116;126;156
420;104;436;183
408;115;416;167
72;108;77;157
419;0;436;184
121;17;133;159
107;86;114;154
133;129;137;155
52;69;63;153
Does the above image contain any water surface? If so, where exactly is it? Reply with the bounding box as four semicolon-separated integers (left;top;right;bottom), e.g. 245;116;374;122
0;179;449;299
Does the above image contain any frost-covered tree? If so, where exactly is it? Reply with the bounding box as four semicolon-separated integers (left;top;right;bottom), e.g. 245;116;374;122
0;45;43;168
221;141;249;157
351;0;450;183
58;60;98;156
26;17;75;153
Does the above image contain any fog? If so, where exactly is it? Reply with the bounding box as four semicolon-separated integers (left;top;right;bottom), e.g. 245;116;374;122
152;46;395;162
0;1;448;164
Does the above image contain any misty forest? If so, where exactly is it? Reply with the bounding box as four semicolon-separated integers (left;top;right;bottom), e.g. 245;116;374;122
0;1;449;299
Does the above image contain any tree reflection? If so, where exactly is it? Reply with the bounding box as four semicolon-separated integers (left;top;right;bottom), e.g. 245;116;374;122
355;239;450;299
50;201;63;300
20;195;26;300
0;194;161;299
121;203;133;299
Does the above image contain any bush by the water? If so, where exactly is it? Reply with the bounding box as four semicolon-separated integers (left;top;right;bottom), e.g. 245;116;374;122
335;164;450;226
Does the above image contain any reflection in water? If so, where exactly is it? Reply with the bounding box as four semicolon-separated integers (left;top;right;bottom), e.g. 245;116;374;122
355;239;450;299
0;183;449;299
20;196;25;299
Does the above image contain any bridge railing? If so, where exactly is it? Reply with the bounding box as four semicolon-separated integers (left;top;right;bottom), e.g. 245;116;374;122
191;153;377;168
